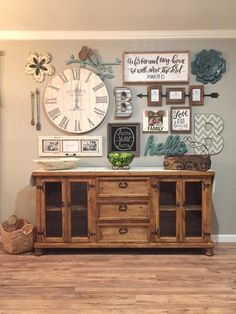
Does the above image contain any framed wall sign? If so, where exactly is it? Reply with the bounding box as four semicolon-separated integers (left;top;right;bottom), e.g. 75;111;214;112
189;85;204;106
123;51;189;84
108;123;140;156
170;107;191;133
166;87;185;105
147;85;162;106
38;136;103;156
143;110;169;133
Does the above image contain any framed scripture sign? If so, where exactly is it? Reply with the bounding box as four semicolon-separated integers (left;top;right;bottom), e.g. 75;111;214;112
123;51;189;84
108;123;140;156
170;107;191;133
143;110;168;133
38;136;103;156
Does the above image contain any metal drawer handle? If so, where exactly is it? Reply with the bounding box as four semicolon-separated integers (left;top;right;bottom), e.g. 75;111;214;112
119;204;128;211
119;182;128;188
119;227;128;234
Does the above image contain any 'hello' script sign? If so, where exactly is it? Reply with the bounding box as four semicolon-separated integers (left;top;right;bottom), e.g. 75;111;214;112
123;51;189;83
144;135;187;156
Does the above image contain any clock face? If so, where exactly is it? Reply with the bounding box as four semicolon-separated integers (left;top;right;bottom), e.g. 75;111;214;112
44;67;109;133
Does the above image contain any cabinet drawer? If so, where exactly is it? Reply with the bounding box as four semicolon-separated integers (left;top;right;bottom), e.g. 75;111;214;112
98;202;150;220
97;225;149;242
98;178;150;197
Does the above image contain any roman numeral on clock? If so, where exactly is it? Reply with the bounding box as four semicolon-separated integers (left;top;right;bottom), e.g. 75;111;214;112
59;116;70;129
85;71;92;83
45;97;57;104
58;72;68;83
94;107;105;118
87;117;95;128
48;85;60;91
93;83;104;92
71;68;80;80
48;107;61;120
74;120;81;132
96;96;108;103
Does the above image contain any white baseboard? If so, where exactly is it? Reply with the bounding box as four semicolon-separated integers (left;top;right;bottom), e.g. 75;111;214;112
212;234;236;242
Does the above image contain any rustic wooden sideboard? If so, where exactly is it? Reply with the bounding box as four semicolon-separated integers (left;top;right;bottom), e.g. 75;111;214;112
32;167;215;255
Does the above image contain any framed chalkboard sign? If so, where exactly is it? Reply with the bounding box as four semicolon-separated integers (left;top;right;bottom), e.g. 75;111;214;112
108;123;140;156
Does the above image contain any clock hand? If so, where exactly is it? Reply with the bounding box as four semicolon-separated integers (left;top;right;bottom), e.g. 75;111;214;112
74;82;80;110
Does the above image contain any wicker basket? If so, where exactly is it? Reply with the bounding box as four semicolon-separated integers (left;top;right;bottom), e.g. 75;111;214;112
1;215;34;254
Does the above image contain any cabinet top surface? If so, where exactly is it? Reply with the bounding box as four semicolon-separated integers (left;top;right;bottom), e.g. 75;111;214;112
32;166;215;177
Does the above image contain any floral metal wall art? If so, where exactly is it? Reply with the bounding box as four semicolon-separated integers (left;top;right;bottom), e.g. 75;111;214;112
24;52;55;82
191;49;226;84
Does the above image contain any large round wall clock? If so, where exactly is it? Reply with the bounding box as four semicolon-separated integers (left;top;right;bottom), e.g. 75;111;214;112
43;67;109;133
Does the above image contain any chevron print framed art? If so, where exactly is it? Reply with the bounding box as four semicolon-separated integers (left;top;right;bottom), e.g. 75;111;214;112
194;113;224;155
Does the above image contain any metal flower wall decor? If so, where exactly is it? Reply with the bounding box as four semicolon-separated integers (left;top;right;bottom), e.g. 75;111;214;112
191;49;226;84
24;52;55;82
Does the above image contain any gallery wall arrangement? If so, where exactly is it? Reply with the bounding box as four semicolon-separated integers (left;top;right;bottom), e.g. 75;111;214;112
24;47;224;160
0;38;235;245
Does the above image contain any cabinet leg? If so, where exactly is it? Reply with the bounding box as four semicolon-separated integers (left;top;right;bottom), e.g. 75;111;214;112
34;248;43;256
205;248;214;256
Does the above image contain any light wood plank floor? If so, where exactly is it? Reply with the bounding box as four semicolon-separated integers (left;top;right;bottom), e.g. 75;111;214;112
0;244;236;314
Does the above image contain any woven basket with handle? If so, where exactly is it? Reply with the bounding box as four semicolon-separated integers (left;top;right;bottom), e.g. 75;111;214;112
1;215;34;254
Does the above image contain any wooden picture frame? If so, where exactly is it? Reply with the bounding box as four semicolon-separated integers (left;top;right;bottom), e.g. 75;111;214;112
38;136;103;157
147;85;162;106
166;87;185;105
123;51;189;84
143;110;168;133
189;85;204;106
108;123;140;156
170;107;191;133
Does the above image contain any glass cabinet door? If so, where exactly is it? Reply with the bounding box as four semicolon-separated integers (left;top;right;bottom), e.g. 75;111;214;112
68;181;89;239
44;180;64;239
183;181;202;239
158;181;178;240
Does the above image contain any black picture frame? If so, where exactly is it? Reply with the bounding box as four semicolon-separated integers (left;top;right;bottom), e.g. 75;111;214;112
108;123;140;156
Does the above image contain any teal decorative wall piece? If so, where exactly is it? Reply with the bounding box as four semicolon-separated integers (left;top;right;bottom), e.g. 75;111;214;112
67;46;121;80
191;49;226;84
144;135;187;156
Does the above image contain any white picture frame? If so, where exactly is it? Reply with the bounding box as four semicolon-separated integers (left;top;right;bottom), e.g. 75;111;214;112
143;110;169;133
38;136;103;157
170;107;191;133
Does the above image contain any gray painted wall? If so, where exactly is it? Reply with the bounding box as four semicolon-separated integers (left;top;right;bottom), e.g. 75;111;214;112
0;39;235;235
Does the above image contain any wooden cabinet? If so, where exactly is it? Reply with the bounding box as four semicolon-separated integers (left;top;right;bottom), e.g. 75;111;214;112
32;168;215;255
35;178;96;247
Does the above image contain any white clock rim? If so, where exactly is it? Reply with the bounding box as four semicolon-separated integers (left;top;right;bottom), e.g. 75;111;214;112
43;67;109;134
